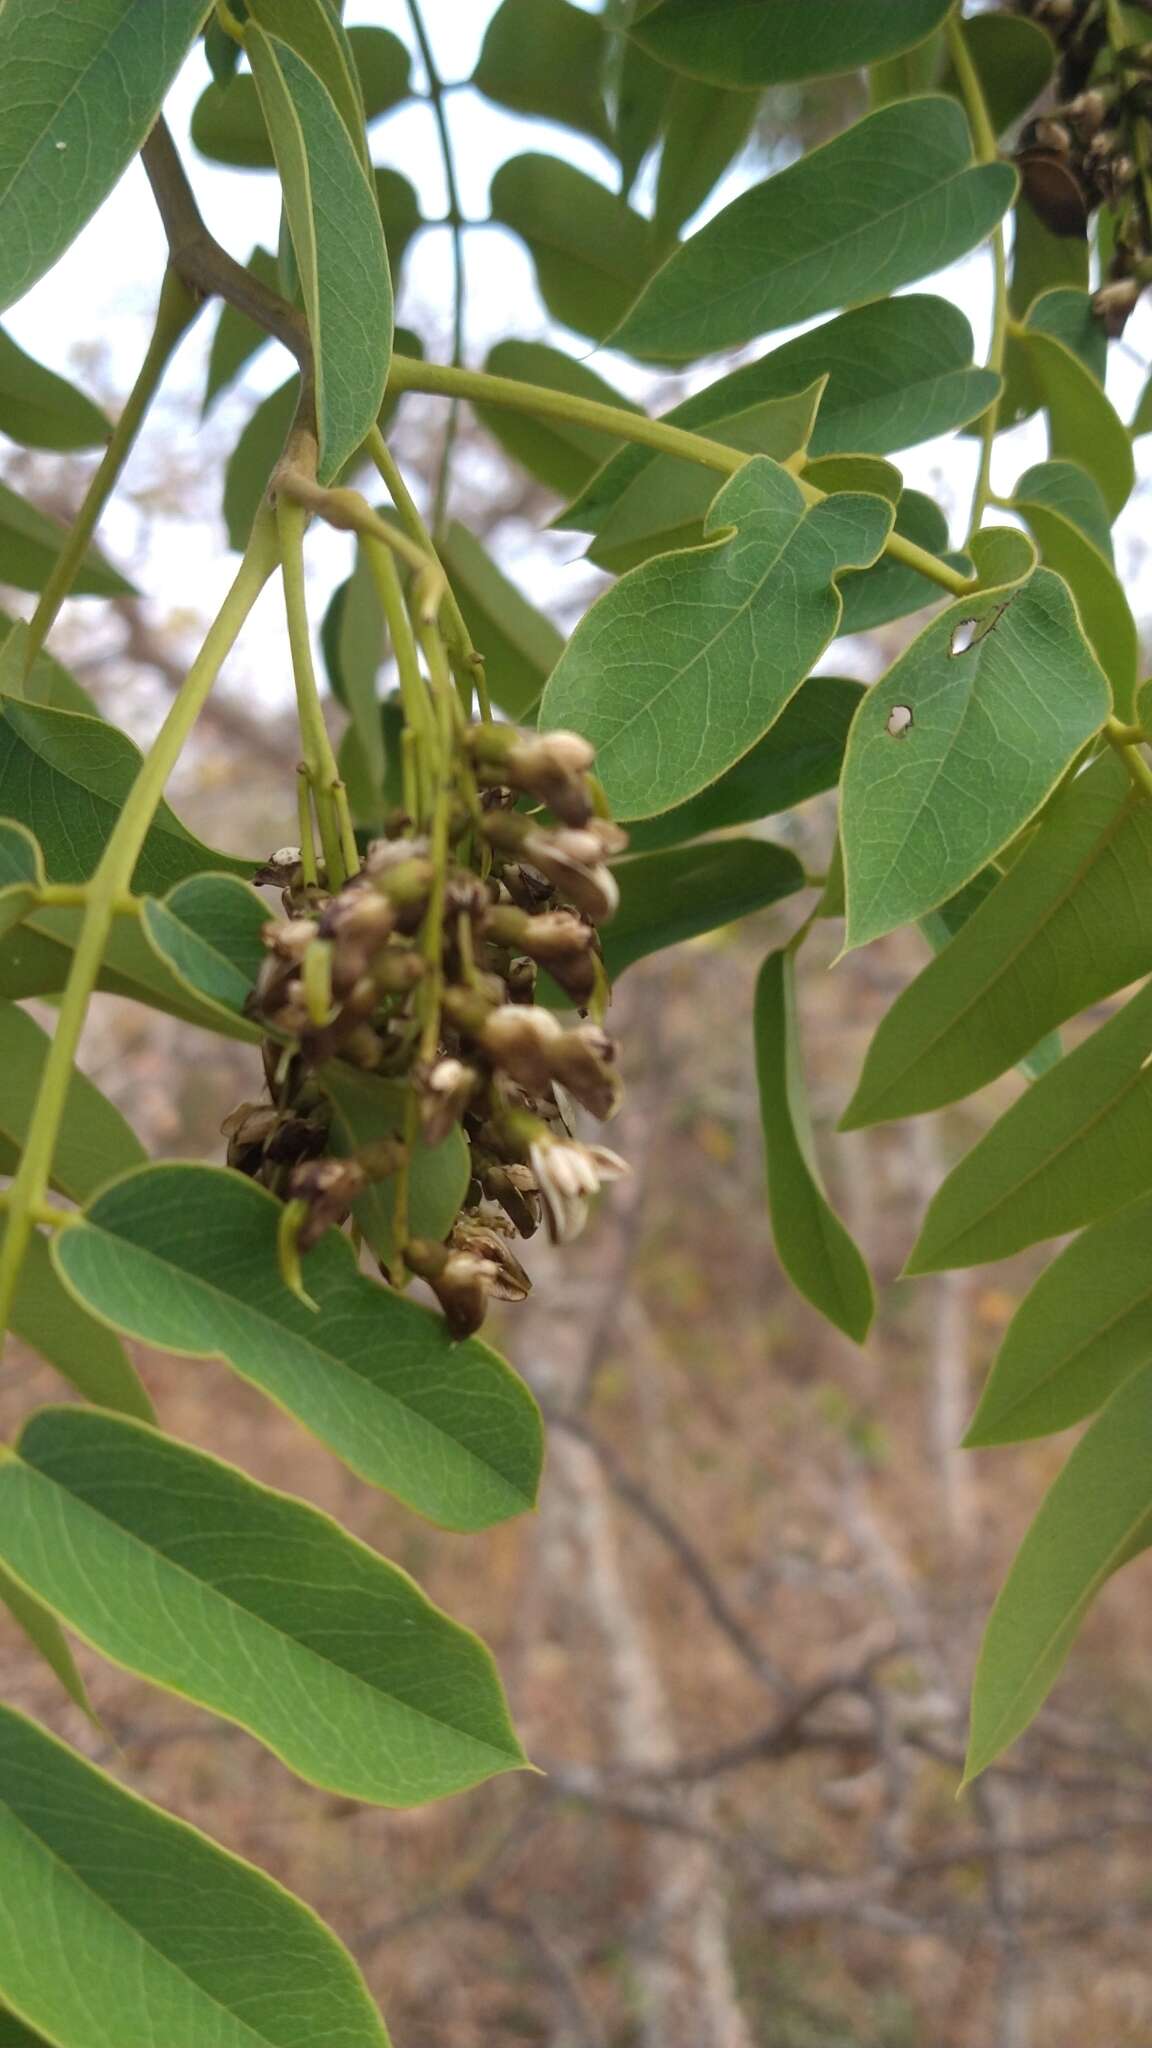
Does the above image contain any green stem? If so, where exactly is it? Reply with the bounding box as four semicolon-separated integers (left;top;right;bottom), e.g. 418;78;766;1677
363;535;436;825
403;0;465;537
366;425;490;718
23;267;200;672
945;10;1008;543
0;511;279;1350
1105;714;1152;797
386;354;978;599
277;499;357;885
415;609;456;1062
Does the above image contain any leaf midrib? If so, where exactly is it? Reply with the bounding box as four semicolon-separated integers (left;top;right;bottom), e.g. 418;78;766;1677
65;1218;534;1509
6;1457;518;1769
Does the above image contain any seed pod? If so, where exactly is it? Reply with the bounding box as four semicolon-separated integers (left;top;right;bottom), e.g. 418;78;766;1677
449;1216;532;1301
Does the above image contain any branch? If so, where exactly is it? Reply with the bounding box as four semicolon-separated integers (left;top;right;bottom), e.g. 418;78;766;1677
140;116;313;418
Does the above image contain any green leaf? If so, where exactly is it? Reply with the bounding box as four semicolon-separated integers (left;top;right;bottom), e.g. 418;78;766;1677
192;26;410;170
615;32;672;192
1020;325;1133;518
1028;286;1108;383
631;0;953;87
0;0;213;313
223;375;300;551
626;675;864;853
9;1225;153;1423
0;1000;145;1203
610;97;1016;361
248;27;392;481
476;341;641;498
917;870;1062;1085
906;974;1152;1274
966;1192;1152;1446
843;751;1152;1127
840;570;1111;949
203;14;240;87
321;541;385;785
349;26;413;124
489;153;660;346
141;875;267;1028
439;523;563;723
837;489;968;636
869;33;944;106
541;456;892;820
1013;458;1113;558
583;383;826;575
965;1361;1152;1780
1009;192;1088;322
0;1701;391;2047
0;700;253;892
0;820;43;942
317;1064;471;1273
0;906;262;1041
0;329;108;450
191;74;276;167
474;0;611;145
1131;367;1152;438
0;619;100;715
1013;493;1137;718
54;1164;543;1533
653;76;758;243
558;296;998;542
0;477;131;596
940;12;1054;136
0;1407;527;1805
202;245;280;413
0;1562;93;1721
602;839;805;980
0;2003;53;2045
372;167;423;284
754;950;873;1341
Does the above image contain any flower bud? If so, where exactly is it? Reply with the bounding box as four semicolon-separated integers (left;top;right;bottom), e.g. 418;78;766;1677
288;1156;367;1250
480;1004;564;1093
404;1237;497;1338
418;1056;478;1145
551;1022;621;1119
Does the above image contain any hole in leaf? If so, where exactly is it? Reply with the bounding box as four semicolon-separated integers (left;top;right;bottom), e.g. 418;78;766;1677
950;597;1016;657
886;704;914;738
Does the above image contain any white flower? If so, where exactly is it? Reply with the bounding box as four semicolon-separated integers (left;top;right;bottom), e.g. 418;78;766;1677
528;1137;629;1243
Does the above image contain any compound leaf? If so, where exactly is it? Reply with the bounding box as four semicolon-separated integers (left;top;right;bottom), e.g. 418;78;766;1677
476;341;641;497
0;478;130;597
0;0;212;313
966;1362;1152;1779
907;975;1152;1273
490;153;660;345
248;27;392;479
603;839;805;979
0;1407;527;1806
0;1701;391;2047
966;1192;1152;1447
626;676;863;852
54;1164;542;1533
611;97;1015;360
541;455;892;819
0;700;253;892
844;752;1152;1126
631;0;953;87
754;949;873;1341
841;570;1110;949
0;329;107;450
141;875;267;1031
0;1000;144;1204
474;0;611;145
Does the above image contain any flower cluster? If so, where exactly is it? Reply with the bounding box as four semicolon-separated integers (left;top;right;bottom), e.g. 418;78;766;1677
1017;0;1152;332
227;721;628;1337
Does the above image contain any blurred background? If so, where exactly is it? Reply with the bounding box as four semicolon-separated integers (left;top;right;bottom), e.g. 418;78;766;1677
6;5;1152;2043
